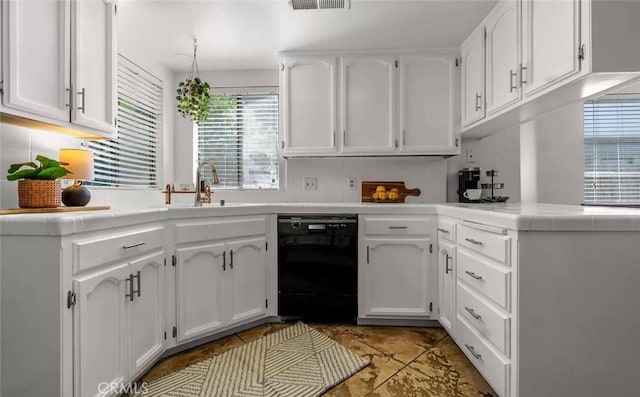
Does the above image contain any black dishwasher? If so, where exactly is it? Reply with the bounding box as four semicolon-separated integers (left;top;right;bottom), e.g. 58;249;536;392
278;215;358;323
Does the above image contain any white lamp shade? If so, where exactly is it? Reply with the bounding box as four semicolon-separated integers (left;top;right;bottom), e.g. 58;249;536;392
59;149;94;181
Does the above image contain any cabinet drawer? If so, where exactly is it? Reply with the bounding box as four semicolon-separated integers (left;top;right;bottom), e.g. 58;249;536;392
458;224;510;265
72;226;164;273
364;216;433;236
458;250;511;311
437;217;456;242
457;315;510;397
175;216;267;245
457;281;510;357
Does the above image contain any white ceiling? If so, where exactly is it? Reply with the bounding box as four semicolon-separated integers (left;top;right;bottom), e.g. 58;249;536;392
118;0;497;72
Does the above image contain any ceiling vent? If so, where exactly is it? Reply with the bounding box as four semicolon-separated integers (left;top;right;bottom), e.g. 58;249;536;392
289;0;351;10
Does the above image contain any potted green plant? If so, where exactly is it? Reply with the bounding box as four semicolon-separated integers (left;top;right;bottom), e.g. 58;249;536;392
6;155;71;208
176;39;211;123
176;76;211;123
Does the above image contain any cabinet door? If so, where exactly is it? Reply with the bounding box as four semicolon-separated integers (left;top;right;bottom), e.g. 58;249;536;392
438;240;456;335
175;243;225;343
70;0;117;136
226;237;267;327
1;0;70;121
281;57;337;155
461;26;486;127
74;263;129;397
399;55;458;154
361;237;433;318
522;0;581;97
485;0;521;115
128;251;165;379
341;56;396;153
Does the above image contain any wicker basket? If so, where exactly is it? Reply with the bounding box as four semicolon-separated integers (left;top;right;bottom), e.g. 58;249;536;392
17;180;61;208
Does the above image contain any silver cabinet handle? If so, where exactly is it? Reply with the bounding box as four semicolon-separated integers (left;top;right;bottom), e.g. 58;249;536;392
125;275;134;302
394;139;399;148
437;228;449;234
465;270;483;280
475;93;482;111
445;254;452;274
520;63;527;86
465;306;481;320
229;250;234;270
132;271;141;298
122;241;145;250
222;251;226;271
510;69;517;92
281;141;285;149
402;129;406;145
388;226;408;230
77;88;85;113
465;238;482;245
465;344;482;360
343;130;346;146
366;246;370;264
333;130;336;147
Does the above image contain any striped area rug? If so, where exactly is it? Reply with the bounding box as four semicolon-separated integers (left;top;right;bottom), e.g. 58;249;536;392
142;323;370;397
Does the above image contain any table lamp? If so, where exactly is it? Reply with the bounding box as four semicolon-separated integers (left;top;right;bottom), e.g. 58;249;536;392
59;148;94;207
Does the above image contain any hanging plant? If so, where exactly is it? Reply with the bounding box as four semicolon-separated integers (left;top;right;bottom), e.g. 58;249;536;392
176;39;211;123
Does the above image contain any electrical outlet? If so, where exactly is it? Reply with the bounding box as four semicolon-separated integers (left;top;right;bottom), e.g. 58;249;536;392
347;176;358;190
303;177;317;191
466;149;475;163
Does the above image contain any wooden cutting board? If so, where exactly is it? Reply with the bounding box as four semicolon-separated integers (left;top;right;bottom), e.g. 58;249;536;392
0;206;111;215
361;181;421;203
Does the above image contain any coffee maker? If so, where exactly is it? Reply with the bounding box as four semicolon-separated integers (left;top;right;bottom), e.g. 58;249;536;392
458;167;481;202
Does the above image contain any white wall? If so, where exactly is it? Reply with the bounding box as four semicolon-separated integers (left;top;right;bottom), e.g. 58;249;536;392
447;126;521;203
520;102;584;205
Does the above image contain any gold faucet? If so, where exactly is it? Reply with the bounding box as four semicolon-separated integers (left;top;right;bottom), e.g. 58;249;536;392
195;160;220;207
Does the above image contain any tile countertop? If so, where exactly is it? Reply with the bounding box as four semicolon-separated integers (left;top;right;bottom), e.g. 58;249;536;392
1;202;640;236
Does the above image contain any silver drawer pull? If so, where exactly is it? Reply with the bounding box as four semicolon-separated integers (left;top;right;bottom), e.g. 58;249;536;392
122;242;145;250
465;270;483;280
465;238;483;245
465;344;482;360
388;226;408;230
465;306;482;320
437;228;449;234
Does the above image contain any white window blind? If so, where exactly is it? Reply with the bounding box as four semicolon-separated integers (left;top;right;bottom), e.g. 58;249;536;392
88;55;162;188
197;92;279;189
584;99;640;203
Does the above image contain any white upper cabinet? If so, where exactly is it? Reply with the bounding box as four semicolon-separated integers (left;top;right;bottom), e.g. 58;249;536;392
1;0;70;122
485;0;521;114
280;56;337;155
279;50;460;157
71;0;117;135
521;0;581;98
0;0;117;138
341;56;396;153
399;55;458;154
460;26;486;127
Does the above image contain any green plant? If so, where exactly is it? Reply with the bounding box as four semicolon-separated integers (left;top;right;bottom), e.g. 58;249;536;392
176;77;211;122
6;155;71;181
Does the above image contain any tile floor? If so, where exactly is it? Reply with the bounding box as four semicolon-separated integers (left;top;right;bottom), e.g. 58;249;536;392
141;323;497;397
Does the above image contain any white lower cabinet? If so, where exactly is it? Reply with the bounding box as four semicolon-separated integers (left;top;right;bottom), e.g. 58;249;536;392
73;248;166;397
173;216;269;344
359;215;436;319
74;263;130;397
437;239;456;335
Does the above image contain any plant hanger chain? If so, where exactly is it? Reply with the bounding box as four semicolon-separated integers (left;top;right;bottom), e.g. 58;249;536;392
189;38;200;81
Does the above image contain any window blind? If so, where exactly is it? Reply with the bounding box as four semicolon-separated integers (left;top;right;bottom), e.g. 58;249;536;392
88;55;162;188
197;92;279;189
584;99;640;203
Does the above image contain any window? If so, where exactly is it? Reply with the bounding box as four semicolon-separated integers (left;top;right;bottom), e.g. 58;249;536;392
584;99;640;203
88;55;162;187
197;91;279;189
